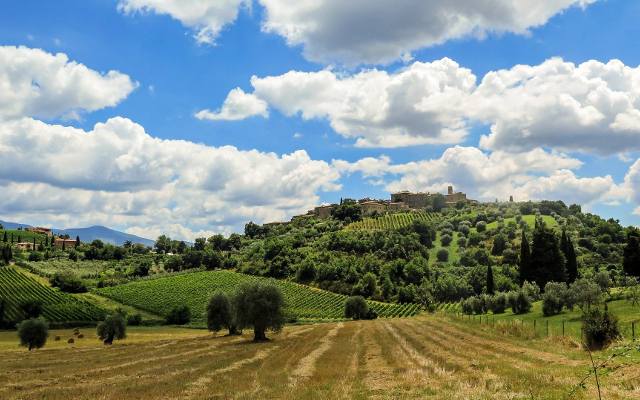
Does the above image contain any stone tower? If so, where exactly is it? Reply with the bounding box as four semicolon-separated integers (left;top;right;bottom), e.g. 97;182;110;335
447;185;453;195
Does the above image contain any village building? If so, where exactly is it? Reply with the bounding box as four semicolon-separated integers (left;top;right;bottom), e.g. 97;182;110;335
15;242;35;251
360;201;387;216
26;226;52;237
54;238;77;249
313;205;336;219
444;186;468;206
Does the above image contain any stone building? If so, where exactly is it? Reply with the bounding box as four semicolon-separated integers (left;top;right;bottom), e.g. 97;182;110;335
444;185;468;206
390;191;432;209
54;238;77;249
360;201;387;216
26;227;52;237
313;205;336;219
15;242;35;251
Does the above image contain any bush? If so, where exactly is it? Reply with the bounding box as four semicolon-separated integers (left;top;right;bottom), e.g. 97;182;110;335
295;262;316;283
97;313;127;345
51;272;87;293
436;249;449;262
440;234;452;247
476;221;487;232
17;318;48;351
126;313;143;326
344;296;369;320
570;278;602;312
365;309;378;320
582;306;620;350
489;293;507;314
508;290;532;314
233;282;285;341
207;292;239;335
165;305;191;325
20;300;43;319
457;237;467;248
28;251;44;262
542;282;568;316
522;281;541;301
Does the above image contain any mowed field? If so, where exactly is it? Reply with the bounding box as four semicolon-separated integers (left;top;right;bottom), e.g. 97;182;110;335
1;315;638;400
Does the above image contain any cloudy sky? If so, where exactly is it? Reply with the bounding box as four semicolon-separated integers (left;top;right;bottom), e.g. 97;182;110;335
1;0;639;240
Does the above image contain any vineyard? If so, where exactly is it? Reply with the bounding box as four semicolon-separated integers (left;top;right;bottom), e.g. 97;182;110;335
95;270;421;322
0;267;105;323
345;211;439;231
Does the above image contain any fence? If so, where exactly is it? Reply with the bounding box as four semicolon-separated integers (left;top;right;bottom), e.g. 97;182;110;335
446;312;639;341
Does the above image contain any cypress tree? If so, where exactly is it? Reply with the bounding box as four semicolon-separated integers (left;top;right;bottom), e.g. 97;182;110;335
32;237;36;251
561;230;578;283
76;236;80;247
2;231;6;242
519;230;532;284
486;265;495;295
10;234;14;243
530;223;566;289
623;229;640;277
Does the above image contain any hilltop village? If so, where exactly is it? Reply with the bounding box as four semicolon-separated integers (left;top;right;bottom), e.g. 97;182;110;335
302;186;478;220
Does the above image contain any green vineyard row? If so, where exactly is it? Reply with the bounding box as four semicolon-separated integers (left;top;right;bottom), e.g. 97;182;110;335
345;212;439;231
0;267;105;323
96;270;421;322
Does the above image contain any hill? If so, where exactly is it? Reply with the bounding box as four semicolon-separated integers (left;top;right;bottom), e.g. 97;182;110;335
345;211;438;230
95;270;420;322
0;220;154;246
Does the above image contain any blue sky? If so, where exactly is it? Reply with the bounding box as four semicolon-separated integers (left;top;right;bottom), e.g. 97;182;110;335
1;0;639;239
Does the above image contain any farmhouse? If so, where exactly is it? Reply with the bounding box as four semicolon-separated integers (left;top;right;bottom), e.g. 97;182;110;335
15;242;35;251
313;205;335;219
54;238;77;249
26;226;52;237
360;201;387;216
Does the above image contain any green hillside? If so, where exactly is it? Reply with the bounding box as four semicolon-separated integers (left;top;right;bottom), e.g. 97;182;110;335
95;270;421;322
487;214;558;230
345;211;438;230
0;228;47;243
0;267;105;323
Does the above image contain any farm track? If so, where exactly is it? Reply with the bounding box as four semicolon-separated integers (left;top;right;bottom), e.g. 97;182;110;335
0;315;638;399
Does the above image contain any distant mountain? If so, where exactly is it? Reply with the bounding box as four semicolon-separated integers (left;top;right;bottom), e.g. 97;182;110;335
0;220;154;247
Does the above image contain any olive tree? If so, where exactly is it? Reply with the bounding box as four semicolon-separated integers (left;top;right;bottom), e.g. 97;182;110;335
97;313;127;345
207;292;240;335
18;318;48;351
344;296;369;320
233;282;285;341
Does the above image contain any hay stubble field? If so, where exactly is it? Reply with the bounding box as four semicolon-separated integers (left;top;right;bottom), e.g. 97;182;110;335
1;315;638;400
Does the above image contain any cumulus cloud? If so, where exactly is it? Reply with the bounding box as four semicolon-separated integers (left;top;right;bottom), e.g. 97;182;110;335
336;146;617;206
247;58;476;147
0;117;341;240
195;88;268;121
118;0;248;44
217;57;640;152
0;46;136;120
474;58;640;154
622;159;640;215
259;0;596;65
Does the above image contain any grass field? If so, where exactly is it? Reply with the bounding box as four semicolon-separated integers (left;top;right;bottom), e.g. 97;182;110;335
0;267;105;323
95;270;421;322
0;315;638;399
438;297;640;340
345;211;438;231
0;229;47;244
24;260;117;279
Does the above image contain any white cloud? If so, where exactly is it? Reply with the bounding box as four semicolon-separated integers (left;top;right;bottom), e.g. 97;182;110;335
474;58;640;155
337;146;616;206
622;159;640;216
195;88;268;121
0;46;136;120
248;58;476;147
118;0;248;44
218;57;640;153
0;117;341;240
259;0;596;65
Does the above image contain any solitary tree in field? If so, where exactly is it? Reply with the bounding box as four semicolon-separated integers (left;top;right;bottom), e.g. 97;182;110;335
18;318;48;351
344;296;369;320
97;313;127;345
207;292;239;335
233;282;285;341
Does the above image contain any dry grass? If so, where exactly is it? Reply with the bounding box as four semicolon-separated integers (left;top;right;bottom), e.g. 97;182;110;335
0;316;638;399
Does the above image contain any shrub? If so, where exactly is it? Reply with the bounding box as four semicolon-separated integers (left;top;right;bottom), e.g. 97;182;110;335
436;249;449;262
295;262;316;283
127;313;143;326
508;290;532;314
97;313;127;345
582;306;620;350
522;281;541;301
461;298;473;314
489;293;507;314
51;272;87;293
207;292;239;335
165;305;191;325
440;234;452;247
233;282;285;341
457;237;467;248
542;282;568;316
365;309;378;320
17;318;48;351
20;300;43;319
344;296;369;320
28;251;44;262
476;221;487;232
